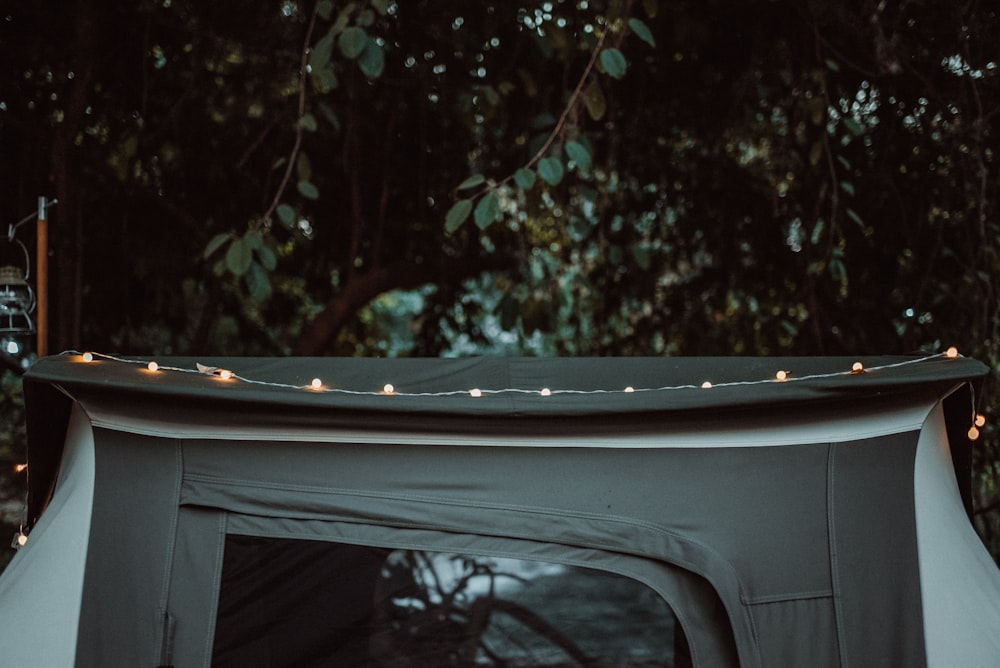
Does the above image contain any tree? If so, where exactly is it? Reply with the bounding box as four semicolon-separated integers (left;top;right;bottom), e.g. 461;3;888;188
1;0;998;559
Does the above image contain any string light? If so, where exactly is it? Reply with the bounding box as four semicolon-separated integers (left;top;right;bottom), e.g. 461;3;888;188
11;526;27;549
61;350;969;399
969;426;981;440
14;463;27;473
975;414;986;428
946;346;959;359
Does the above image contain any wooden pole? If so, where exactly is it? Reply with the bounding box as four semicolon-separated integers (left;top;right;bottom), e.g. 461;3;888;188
36;196;48;358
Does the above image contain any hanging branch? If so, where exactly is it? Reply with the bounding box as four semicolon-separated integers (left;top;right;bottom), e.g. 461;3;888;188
260;2;321;227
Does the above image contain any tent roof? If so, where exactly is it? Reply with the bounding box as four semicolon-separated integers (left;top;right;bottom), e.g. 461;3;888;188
25;351;987;415
23;351;987;523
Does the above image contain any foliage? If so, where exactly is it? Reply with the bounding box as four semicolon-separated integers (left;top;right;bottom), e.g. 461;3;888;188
0;0;998;560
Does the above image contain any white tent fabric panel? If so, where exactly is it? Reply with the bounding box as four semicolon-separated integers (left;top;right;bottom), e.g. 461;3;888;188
0;404;94;667
915;403;1000;666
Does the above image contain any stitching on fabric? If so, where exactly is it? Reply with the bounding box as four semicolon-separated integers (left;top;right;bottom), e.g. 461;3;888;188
202;511;227;668
744;590;833;605
156;441;184;616
827;443;848;668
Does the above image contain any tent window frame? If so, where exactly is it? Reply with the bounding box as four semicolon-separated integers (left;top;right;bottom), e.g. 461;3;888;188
166;510;739;667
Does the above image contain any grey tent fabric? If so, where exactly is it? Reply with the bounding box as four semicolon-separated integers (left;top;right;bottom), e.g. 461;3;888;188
1;352;998;667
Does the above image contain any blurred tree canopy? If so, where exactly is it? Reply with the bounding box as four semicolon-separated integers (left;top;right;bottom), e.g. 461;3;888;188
1;0;998;558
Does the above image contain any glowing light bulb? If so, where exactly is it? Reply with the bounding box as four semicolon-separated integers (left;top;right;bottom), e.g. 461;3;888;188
969;426;980;440
701;381;712;389
975;414;986;428
945;346;959;359
147;361;159;372
623;386;635;393
540;388;552;396
310;378;323;390
82;352;94;362
219;369;233;380
14;464;27;473
383;384;395;395
16;533;27;547
851;362;864;373
775;370;788;382
469;388;482;398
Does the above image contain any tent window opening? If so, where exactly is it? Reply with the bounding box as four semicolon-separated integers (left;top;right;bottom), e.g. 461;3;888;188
211;535;690;668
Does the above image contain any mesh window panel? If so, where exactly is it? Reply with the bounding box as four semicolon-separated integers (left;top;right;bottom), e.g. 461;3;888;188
212;536;688;668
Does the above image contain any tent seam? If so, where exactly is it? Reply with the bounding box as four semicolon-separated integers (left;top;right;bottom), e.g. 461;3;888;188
744;590;833;605
827;442;848;668
202;512;227;668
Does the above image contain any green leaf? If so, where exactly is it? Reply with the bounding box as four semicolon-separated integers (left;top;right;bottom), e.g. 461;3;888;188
514;168;536;189
317;101;340;130
530;112;557;130
339;27;368;59
473;192;501;229
276;204;295;227
845;208;864;227
316;0;333;20
255;244;277;271
810;219;825;245
599;48;627;79
299;113;318;132
445;199;473;233
311;65;338;93
225;237;252;276
297;180;319;200
458;174;485;190
371;0;391;16
358;39;385;78
628;18;656;47
355;8;375;27
330;10;351;35
203;232;231;259
297;151;312;181
244;229;263;250
537;157;565;186
310;31;335;71
842;117;865;136
583;79;606;121
840;181;855;196
565;140;592;172
824;58;840;72
245;261;272;301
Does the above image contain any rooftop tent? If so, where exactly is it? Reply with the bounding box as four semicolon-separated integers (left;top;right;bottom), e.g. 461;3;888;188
0;352;998;667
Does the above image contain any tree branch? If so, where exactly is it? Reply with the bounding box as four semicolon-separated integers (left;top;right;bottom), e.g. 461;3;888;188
261;1;320;226
293;253;513;355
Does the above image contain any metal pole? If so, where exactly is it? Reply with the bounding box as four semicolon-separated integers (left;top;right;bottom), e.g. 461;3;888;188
36;197;48;358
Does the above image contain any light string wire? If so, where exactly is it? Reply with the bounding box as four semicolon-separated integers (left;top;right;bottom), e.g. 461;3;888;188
58;349;963;398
